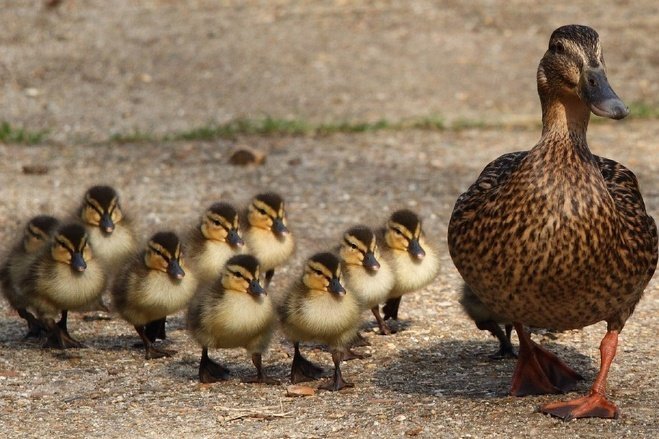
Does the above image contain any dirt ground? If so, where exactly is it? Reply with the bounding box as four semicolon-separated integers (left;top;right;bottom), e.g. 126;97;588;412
1;1;658;438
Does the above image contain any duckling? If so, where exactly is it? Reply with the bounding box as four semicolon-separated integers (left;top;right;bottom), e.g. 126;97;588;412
243;192;295;286
447;25;657;420
112;231;197;359
20;223;106;348
459;283;516;360
339;225;395;335
78;185;137;309
187;202;244;286
278;252;362;391
188;254;278;384
380;209;440;322
0;215;59;337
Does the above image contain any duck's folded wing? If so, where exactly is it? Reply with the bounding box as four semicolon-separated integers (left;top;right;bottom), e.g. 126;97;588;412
595;156;658;271
451;151;528;220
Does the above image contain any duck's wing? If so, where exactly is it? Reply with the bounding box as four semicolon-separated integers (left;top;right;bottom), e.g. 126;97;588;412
450;151;528;221
595;156;658;275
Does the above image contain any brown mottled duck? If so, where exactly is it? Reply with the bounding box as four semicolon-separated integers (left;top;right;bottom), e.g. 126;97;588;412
448;25;657;420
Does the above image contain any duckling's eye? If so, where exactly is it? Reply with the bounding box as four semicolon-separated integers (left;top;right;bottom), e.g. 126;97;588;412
150;248;169;262
211;219;221;226
393;228;403;236
312;269;323;276
257;208;267;215
553;41;565;54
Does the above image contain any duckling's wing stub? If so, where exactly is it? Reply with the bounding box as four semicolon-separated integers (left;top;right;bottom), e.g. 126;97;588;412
449;151;528;224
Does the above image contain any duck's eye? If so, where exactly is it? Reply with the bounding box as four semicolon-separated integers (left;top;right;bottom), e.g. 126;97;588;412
312;268;323;276
553;41;565;54
393;229;403;236
349;243;358;250
211;219;221;226
257;208;267;215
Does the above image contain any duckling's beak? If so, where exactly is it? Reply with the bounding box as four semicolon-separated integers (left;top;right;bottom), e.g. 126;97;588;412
71;252;87;272
167;259;185;280
579;67;629;120
100;213;115;234
248;279;266;297
329;277;346;296
362;251;380;272
407;238;426;260
227;229;244;248
271;218;289;237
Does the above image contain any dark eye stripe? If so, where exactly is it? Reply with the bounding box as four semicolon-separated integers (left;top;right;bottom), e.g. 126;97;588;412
149;247;169;262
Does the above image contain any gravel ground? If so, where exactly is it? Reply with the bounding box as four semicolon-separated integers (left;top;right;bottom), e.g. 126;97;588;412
1;123;657;438
1;1;658;438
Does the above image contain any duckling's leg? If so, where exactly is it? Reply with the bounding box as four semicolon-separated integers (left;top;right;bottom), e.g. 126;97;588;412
264;269;275;288
541;330;620;420
510;323;582;396
382;297;401;321
198;347;230;383
144;317;167;342
343;346;369;361
42;316;85;349
18;308;45;338
475;320;517;360
371;306;392;335
319;350;354;391
242;353;280;385
134;325;176;360
291;342;324;383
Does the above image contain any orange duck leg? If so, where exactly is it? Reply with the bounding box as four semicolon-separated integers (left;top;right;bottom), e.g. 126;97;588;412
510;323;583;396
541;330;620;420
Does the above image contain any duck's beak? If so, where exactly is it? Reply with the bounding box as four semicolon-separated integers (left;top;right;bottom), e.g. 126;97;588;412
362;251;380;272
100;213;115;234
329;277;346;296
407;238;426;260
71;252;87;272
248;279;266;297
579;67;629;120
167;259;185;280
227;229;244;248
272;218;289;237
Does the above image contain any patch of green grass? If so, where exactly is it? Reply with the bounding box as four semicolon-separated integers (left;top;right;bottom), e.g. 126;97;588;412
410;114;445;130
0;121;47;144
628;102;659;119
109;129;157;144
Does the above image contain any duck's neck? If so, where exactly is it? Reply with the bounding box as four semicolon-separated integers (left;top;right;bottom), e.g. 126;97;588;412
538;95;594;163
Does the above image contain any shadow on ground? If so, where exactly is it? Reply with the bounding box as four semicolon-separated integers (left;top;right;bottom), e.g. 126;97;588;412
373;339;597;399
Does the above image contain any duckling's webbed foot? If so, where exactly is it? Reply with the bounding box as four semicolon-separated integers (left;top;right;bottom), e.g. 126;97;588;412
382;297;401;321
476;321;517;360
135;325;175;360
291;342;324;383
199;348;230;383
242;353;280;385
510;324;582;396
371;306;392;335
319;350;353;392
343;347;369;361
43;318;85;349
18;308;45;339
144;317;167;342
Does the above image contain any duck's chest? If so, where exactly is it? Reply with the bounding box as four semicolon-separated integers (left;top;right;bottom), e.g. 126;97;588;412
194;241;240;282
454;163;634;329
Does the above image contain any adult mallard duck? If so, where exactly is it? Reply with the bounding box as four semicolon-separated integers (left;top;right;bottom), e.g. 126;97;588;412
448;24;658;420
